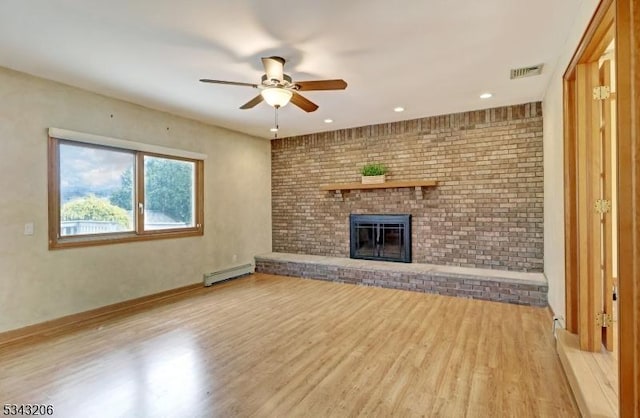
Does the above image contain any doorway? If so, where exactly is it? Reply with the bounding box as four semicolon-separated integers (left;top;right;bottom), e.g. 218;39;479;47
563;0;640;415
564;0;616;354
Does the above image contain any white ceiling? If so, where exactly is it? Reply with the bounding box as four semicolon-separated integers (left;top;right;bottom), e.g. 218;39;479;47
0;0;582;139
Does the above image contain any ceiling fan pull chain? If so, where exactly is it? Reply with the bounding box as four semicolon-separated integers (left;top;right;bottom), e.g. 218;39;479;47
274;106;279;139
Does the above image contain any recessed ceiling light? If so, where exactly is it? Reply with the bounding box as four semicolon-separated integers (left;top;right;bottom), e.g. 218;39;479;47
270;127;278;133
324;118;333;123
394;107;405;112
480;93;493;99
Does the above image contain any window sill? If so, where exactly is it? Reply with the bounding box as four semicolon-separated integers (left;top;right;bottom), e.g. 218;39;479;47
49;229;204;250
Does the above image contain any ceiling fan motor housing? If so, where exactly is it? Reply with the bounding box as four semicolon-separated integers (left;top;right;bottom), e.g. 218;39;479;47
261;73;294;88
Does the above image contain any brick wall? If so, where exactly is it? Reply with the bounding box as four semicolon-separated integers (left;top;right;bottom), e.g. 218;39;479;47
271;102;543;272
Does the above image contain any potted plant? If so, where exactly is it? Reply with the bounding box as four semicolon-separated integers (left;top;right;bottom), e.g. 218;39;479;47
360;163;388;184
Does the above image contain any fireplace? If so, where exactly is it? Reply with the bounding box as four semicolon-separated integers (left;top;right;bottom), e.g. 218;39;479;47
349;214;411;263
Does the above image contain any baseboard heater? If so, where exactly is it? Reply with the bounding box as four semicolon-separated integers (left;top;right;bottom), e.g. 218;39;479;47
203;263;254;287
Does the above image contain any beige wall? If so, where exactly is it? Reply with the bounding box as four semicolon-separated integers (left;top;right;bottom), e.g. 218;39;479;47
0;67;272;333
542;0;601;321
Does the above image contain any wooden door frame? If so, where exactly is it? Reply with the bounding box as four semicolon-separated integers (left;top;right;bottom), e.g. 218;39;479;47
563;0;640;414
577;60;605;352
615;0;639;415
564;0;614;352
599;59;615;352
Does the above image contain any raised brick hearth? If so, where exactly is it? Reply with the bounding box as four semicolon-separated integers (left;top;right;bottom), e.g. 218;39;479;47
255;253;547;307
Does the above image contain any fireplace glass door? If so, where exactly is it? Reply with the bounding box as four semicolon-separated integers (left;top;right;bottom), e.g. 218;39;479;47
349;214;411;263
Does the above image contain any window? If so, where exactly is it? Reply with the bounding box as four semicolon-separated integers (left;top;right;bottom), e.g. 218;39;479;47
48;130;204;249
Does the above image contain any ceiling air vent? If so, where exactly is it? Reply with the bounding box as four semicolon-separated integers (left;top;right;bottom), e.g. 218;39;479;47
510;64;544;79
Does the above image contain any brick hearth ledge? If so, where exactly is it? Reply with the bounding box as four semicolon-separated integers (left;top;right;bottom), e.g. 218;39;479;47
255;252;547;307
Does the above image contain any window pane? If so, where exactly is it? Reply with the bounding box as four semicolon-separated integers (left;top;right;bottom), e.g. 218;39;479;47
143;156;195;230
59;142;135;236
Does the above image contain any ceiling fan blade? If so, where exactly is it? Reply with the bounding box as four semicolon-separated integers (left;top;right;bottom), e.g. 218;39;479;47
239;94;264;109
199;79;258;88
261;56;285;82
290;92;319;112
295;79;347;91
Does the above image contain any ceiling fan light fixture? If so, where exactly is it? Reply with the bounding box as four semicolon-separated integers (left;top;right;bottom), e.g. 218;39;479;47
261;87;293;107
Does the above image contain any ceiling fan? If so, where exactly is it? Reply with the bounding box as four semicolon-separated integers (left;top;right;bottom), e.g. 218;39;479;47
200;56;347;112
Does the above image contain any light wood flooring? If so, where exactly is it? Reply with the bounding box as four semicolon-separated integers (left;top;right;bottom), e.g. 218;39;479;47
557;328;618;417
0;273;578;417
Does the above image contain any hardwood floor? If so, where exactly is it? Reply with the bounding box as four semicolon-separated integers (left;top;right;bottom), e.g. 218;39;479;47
557;330;617;417
0;274;578;417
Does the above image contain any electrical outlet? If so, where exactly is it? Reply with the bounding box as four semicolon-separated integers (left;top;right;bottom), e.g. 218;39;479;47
24;222;34;236
552;316;565;339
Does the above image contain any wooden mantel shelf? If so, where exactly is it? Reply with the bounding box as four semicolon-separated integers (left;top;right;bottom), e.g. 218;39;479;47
320;180;438;199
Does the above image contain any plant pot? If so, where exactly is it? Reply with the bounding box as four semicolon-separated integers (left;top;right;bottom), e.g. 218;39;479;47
361;174;386;184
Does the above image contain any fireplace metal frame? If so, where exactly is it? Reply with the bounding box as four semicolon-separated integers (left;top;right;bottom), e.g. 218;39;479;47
349;214;411;263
